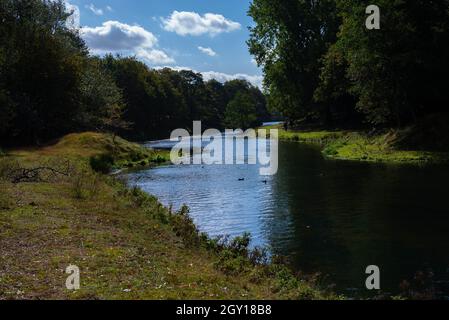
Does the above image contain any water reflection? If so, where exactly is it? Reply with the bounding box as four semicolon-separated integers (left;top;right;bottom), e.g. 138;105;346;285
128;138;449;296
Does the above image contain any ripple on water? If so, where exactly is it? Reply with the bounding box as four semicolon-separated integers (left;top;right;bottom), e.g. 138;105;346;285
126;140;449;297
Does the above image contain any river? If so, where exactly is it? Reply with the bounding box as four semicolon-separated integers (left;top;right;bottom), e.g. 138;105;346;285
126;135;449;297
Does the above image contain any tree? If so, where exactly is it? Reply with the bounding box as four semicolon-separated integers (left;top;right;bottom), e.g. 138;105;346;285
0;0;88;145
79;57;131;156
204;79;227;129
0;0;270;147
333;0;449;126
79;58;128;133
224;92;258;129
248;0;340;125
314;44;360;128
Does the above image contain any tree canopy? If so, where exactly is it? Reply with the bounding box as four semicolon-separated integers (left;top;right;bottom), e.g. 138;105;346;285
0;0;270;147
248;0;449;129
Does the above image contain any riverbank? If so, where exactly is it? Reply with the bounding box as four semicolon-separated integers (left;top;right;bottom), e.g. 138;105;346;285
262;125;449;164
0;132;338;300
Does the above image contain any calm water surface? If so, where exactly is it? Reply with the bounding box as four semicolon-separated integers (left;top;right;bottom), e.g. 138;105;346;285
126;137;449;297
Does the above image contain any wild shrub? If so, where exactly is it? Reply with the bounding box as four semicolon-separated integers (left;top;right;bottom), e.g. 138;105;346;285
169;205;202;248
399;270;436;300
150;155;167;164
70;167;101;200
129;150;146;162
90;153;114;174
249;246;270;265
128;186;156;207
323;139;347;156
214;233;256;275
215;250;250;275
0;157;18;181
123;185;170;223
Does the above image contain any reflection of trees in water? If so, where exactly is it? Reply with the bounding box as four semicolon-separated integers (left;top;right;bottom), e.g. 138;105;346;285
260;141;449;295
262;143;352;280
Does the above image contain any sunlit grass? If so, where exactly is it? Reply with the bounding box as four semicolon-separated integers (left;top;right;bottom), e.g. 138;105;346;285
0;132;337;300
268;127;449;164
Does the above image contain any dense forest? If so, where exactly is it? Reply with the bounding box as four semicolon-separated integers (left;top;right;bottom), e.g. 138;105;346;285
248;0;449;134
0;0;270;147
2;0;449;149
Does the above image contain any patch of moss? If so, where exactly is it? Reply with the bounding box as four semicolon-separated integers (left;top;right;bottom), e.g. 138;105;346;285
267;127;449;164
324;133;449;163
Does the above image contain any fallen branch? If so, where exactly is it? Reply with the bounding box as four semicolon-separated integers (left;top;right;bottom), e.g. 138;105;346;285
4;160;73;184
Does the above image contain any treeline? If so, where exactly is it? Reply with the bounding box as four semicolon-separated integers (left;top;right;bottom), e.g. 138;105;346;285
0;0;269;147
103;57;269;140
248;0;449;129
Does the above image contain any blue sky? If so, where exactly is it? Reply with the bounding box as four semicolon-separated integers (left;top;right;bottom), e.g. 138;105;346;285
65;0;262;87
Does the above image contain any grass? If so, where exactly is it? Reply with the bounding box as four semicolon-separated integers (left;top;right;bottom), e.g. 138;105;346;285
323;132;449;163
261;125;343;144
0;132;337;300
9;132;170;170
261;125;449;164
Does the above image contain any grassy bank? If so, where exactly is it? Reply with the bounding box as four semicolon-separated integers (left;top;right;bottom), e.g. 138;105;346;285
0;132;337;300
262;125;449;163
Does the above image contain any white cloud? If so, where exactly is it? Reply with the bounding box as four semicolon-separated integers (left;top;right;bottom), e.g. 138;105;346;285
198;46;217;57
162;11;241;36
202;71;263;89
106;6;113;12
156;66;263;89
86;3;103;16
66;1;80;28
81;21;157;51
81;21;175;65
136;49;175;65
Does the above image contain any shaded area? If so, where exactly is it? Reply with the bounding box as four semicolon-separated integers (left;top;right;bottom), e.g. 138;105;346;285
128;139;449;296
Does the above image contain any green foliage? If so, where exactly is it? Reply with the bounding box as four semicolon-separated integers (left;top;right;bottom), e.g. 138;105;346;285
169;205;202;248
0;0;86;144
333;0;449;126
224;92;258;129
70;167;101;200
89;153;114;174
79;58;129;134
0;157;11;181
248;0;340;124
323;139;348;156
249;0;449;130
0;1;270;147
0;0;129;146
214;233;253;275
103;58;270;140
275;127;449;163
151;155;167;164
0;157;21;182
